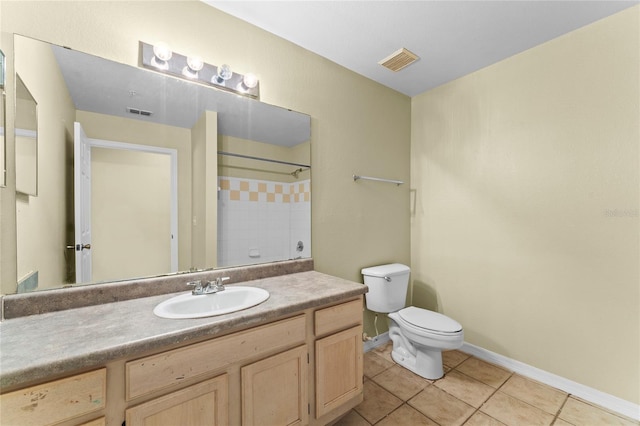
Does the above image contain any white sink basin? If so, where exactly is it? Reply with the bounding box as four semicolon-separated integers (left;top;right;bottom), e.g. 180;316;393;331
154;286;270;319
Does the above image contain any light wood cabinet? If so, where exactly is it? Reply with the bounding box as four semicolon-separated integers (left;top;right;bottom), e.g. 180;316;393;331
241;345;308;426
125;374;228;426
315;326;363;418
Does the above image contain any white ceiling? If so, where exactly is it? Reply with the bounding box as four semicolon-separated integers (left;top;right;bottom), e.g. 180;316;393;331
205;1;638;97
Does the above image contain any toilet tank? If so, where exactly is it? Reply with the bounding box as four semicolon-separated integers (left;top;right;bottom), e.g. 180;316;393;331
361;263;410;313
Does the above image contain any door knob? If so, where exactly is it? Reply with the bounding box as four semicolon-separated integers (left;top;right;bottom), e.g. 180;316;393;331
66;244;92;251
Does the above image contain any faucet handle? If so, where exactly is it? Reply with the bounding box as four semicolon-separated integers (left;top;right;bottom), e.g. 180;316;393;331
205;276;229;292
187;280;203;294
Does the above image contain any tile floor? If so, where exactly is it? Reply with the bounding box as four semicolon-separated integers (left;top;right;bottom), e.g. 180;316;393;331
335;342;638;426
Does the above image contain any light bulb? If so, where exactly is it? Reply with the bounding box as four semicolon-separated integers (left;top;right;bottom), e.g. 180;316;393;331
151;42;172;70
186;56;204;72
213;64;232;84
153;42;172;61
183;55;204;78
243;73;258;89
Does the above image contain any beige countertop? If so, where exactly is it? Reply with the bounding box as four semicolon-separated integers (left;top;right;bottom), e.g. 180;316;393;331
0;271;367;391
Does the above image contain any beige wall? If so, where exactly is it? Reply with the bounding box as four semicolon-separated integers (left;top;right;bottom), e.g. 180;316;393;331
13;34;75;292
0;0;411;325
411;6;639;404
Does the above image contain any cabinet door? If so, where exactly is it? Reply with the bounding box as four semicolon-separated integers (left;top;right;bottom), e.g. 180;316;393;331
126;374;228;426
241;345;308;426
315;326;363;418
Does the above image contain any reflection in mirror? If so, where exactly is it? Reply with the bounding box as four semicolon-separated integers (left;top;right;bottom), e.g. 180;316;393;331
15;75;38;196
217;138;311;268
12;35;310;294
0;49;5;187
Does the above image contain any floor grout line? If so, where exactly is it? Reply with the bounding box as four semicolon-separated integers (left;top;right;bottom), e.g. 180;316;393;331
551;392;572;425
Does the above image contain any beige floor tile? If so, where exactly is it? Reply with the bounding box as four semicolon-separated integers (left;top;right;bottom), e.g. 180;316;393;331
354;380;403;424
464;411;508;426
435;370;496;408
373;341;395;364
500;374;567;415
377;404;439;426
332;410;371;426
409;385;476;426
363;351;395;378
443;350;471;368
372;364;431;401
481;391;554;426
558;397;639;426
456;357;512;388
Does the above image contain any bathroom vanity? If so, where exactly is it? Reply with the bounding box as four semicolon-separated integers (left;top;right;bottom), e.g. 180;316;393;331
0;263;367;426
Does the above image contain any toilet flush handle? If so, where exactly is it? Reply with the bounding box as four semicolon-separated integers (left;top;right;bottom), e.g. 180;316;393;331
384;276;392;282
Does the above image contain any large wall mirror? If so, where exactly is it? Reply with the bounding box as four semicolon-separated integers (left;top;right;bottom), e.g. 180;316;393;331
12;35;311;294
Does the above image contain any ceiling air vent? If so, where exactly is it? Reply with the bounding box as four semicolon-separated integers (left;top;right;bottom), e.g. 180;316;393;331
379;48;419;72
127;107;153;117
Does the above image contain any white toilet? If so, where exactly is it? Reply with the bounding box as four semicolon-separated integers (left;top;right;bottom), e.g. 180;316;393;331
362;263;464;380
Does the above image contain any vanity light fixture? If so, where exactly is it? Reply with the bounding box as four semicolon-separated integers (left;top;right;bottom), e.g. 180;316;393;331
140;41;260;99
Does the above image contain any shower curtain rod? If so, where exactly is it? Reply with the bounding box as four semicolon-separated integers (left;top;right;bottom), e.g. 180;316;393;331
218;151;311;169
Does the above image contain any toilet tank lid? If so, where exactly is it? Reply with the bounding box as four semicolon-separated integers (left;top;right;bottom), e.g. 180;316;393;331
361;263;410;277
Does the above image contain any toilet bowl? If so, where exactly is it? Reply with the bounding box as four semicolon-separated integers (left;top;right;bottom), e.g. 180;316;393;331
362;264;464;380
388;306;463;379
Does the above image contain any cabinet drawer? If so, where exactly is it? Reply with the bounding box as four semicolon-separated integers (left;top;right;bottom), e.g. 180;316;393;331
126;315;306;400
315;298;362;337
126;374;228;426
0;369;106;426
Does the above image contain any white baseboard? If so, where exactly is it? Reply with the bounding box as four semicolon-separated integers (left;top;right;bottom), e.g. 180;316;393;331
460;342;640;421
363;331;390;352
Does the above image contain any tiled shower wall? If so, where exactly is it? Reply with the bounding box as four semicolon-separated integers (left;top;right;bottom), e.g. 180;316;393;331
217;176;311;268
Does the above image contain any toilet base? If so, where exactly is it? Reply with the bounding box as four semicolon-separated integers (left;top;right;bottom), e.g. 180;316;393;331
391;345;444;380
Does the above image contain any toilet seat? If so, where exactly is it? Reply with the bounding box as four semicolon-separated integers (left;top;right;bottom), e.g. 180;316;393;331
398;306;462;336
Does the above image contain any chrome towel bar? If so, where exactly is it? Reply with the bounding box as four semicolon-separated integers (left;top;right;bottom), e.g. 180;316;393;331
353;174;404;186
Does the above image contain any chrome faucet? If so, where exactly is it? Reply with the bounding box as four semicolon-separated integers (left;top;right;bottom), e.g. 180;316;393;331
187;277;230;295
